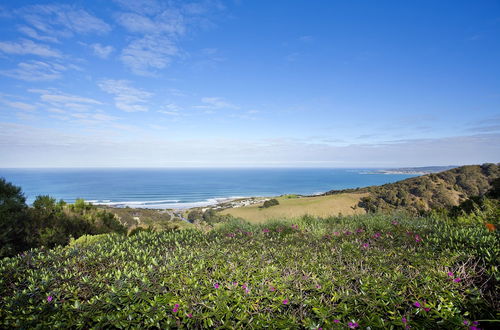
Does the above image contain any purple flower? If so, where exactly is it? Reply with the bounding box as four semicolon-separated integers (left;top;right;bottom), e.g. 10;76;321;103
333;319;340;323
413;301;421;308
415;234;422;242
232;282;238;286
242;284;247;290
424;307;430;312
402;317;407;324
473;321;479;326
356;228;364;233
333;231;340;236
262;228;270;233
361;243;369;248
187;313;193;318
447;272;454;277
463;320;470;325
270;286;276;292
454;278;461;283
172;304;179;313
470;327;479;330
282;299;288;305
373;232;382;239
344;231;352;235
47;295;53;302
348;321;359;329
214;283;219;289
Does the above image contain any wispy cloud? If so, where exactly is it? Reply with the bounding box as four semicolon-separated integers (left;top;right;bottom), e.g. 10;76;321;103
114;0;223;75
120;36;179;75
90;43;114;59
98;79;153;112
195;97;239;110
0;39;61;57
19;4;111;38
0;96;37;111
0;61;68;81
17;26;59;43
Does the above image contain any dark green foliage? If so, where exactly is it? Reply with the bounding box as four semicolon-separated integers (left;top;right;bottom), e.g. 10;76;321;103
0;212;498;328
333;164;500;214
262;198;280;208
26;196;127;249
187;210;203;222
0;179;127;257
0;178;28;258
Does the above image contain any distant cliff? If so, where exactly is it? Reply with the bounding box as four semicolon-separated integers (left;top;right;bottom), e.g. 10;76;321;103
325;163;500;213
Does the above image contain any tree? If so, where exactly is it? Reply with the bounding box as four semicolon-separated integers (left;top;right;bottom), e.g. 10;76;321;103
0;178;28;258
262;199;279;208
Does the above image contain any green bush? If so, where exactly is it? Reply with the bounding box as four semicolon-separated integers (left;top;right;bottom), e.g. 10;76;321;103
262;198;280;208
1;212;497;328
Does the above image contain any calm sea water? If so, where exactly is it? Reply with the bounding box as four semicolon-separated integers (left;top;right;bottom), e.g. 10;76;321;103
0;168;417;209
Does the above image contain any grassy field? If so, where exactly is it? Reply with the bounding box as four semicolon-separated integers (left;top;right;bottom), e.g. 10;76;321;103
220;193;367;223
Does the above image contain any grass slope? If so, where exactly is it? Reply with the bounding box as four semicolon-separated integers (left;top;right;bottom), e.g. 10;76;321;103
1;214;498;329
220;193;366;223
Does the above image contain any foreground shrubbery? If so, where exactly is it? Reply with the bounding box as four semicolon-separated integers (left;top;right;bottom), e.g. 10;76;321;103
1;213;498;328
0;178;127;258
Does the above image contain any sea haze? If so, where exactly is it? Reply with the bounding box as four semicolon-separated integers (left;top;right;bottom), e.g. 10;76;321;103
0;168;418;209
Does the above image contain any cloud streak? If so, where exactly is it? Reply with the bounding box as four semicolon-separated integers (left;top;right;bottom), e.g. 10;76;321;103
98;79;153;112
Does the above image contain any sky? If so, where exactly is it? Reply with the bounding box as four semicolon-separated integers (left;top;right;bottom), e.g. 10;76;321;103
0;0;499;168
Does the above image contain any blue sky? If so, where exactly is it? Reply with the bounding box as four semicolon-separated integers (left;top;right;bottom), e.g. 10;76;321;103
0;0;499;167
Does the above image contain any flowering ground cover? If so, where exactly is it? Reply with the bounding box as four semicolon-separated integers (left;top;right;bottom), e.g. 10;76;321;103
0;213;498;329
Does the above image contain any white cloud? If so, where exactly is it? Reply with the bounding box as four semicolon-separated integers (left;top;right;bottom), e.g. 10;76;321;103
98;79;153;112
195;97;239;110
2;101;37;111
91;43;114;59
0;39;61;57
20;4;111;37
120;36;179;75
0;61;67;81
158;103;182;116
18;26;59;43
113;0;163;15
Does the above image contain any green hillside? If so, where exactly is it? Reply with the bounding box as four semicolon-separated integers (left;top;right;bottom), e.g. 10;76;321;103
325;163;500;213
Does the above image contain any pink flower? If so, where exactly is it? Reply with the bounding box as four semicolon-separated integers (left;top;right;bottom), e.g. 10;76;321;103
214;283;220;289
344;231;352;235
262;228;270;233
392;220;399;225
172;304;179;313
447;272;454;277
282;299;288;305
356;228;364;233
187;313;193;318
413;301;421;308
226;233;235;238
47;295;53;302
333;232;340;236
373;232;382;239
348;321;359;329
232;282;238;286
454;278;461;283
333;319;340;323
361;243;369;248
315;284;321;289
424;307;430;312
415;234;422;242
242;284;247;290
270;286;276;292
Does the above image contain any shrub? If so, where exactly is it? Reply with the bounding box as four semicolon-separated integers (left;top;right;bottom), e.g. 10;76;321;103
262;198;279;208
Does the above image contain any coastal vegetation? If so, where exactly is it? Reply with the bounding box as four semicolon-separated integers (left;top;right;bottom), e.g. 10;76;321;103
327;163;500;214
1;211;498;328
0;178;127;258
0;164;498;328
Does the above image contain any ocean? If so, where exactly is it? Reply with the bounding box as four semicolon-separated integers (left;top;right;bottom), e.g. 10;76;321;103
0;168;418;209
